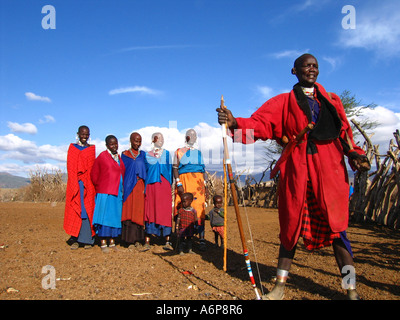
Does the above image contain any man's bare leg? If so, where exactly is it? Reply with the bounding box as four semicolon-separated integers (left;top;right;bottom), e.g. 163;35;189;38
332;238;361;300
263;244;296;300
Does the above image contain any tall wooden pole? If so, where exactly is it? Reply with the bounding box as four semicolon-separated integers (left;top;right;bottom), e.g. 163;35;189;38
221;97;228;272
220;95;261;300
223;155;228;272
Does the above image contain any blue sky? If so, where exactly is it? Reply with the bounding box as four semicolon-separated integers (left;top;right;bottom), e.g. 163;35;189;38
1;0;400;178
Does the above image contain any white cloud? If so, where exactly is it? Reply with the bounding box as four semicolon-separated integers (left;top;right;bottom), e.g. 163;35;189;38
269;0;331;24
36;144;68;163
131;125;189;154
25;92;51;102
39;115;56;124
0;134;37;151
0;134;68;164
352;106;400;150
0;163;63;178
271;49;310;60
256;86;274;100
294;0;331;12
322;56;341;72
338;2;400;57
7;122;38;135
108;86;162;96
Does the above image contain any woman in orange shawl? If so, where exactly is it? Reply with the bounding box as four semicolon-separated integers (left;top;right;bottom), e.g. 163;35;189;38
64;125;96;249
173;129;208;251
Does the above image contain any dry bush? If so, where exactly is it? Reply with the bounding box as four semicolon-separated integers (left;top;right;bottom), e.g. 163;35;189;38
16;168;66;202
205;171;225;207
0;188;19;202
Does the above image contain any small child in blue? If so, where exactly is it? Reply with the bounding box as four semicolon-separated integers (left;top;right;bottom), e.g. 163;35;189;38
206;195;225;248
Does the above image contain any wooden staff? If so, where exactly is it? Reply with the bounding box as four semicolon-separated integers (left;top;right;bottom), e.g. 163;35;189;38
223;152;228;272
221;95;229;272
220;95;261;300
270;123;314;179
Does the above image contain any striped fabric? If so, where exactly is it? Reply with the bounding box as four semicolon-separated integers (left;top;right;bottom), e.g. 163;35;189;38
300;181;340;251
177;208;197;237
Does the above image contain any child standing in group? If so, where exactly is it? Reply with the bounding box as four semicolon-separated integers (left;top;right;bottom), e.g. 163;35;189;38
206;195;225;248
175;192;198;255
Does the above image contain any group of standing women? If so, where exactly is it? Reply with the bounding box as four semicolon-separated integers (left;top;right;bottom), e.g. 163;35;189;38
63;126;207;253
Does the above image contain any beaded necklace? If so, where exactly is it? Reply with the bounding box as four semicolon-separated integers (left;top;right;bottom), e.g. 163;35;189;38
302;86;320;122
77;140;87;147
301;86;314;97
129;148;139;159
151;148;163;158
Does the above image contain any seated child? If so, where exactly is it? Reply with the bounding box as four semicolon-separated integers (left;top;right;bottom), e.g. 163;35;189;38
206;195;225;248
176;192;198;255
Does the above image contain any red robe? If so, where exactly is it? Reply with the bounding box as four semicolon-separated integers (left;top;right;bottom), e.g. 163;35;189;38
91;150;126;195
64;144;96;237
233;83;365;251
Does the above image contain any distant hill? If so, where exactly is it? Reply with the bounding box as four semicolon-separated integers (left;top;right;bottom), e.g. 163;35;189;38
0;172;30;189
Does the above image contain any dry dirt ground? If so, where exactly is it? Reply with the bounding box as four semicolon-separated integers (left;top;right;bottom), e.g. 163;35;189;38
0;201;399;304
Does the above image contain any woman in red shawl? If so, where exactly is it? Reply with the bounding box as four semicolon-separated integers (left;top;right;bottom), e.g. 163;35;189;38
91;135;126;253
217;54;370;300
64;125;96;249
